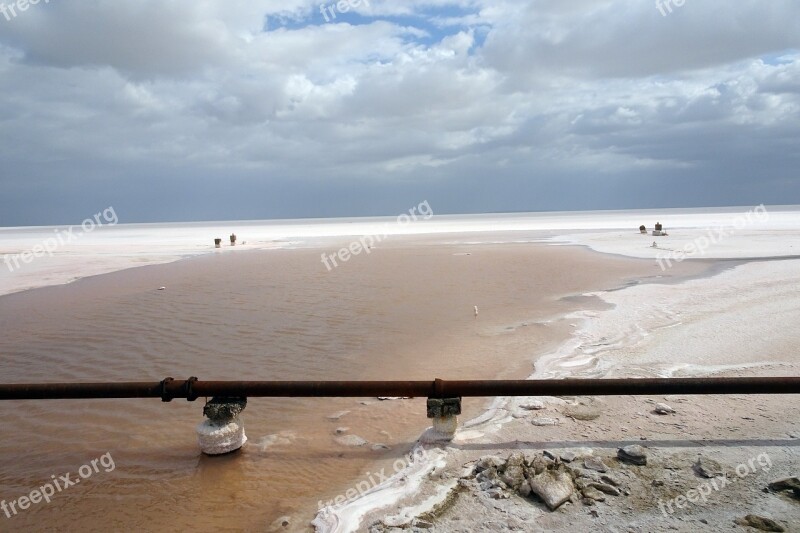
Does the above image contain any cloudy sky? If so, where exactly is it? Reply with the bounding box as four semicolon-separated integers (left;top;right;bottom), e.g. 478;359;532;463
0;0;798;225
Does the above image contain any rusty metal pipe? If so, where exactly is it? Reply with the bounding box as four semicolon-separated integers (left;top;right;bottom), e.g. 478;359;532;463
0;377;798;401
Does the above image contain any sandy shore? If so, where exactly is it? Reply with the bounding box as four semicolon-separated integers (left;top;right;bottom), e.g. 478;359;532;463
338;257;800;533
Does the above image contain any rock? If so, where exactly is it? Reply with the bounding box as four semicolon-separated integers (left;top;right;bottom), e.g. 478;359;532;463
521;400;545;410
334;434;367;447
735;514;785;532
334;427;349;435
531;417;559;426
371;443;391;451
477;467;504;490
582;497;596;506
768;477;800;499
694;456;725;478
618;445;648;465
584;456;609;473
590;482;621;496
486;488;509;500
413;519;434;529
475;456;505;473
543;450;558;461
506;452;524;468
528;466;575;510
518;480;532;498
581;486;606;502
478;480;495;491
560;451;578;463
327;410;350;421
501;465;526;490
600;474;621;487
654;403;675;415
529;454;553;475
565;406;601;421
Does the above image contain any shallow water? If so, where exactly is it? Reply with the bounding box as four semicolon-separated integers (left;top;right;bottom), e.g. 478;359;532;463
0;240;664;531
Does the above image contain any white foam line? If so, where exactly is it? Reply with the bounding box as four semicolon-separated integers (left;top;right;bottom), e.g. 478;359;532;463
311;445;447;533
380;479;459;528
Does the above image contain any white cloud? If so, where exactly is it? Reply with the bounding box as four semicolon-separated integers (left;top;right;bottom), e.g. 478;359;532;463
0;0;798;223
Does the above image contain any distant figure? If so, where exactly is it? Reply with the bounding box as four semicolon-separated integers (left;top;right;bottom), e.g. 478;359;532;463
230;233;237;246
652;241;658;248
474;305;479;317
639;225;647;234
653;222;664;237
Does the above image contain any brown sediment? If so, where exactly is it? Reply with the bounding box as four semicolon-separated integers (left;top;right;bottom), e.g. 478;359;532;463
0;236;710;531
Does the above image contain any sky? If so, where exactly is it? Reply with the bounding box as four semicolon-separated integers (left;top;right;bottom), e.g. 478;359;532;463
0;0;799;226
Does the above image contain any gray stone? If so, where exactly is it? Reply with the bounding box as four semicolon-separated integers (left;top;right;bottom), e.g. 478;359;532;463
768;477;800;499
528;466;575;510
694;456;725;478
529;454;553;475
600;474;621;486
581;486;606;502
327;410;350;421
654;403;675;415
334;427;349;435
501;465;526;491
735;514;785;532
590;482;621;496
517;480;532;498
486;488;509;500
560;451;578;463
565;406;601;421
618;445;648;465
506;452;525;468
531;417;559;426
475;455;505;473
478;480;495;491
520;400;545;410
584;456;609;473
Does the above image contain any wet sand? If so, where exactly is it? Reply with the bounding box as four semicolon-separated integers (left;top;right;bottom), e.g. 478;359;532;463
0;236;709;531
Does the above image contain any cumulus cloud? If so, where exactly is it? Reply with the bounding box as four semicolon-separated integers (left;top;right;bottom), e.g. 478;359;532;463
0;0;798;224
